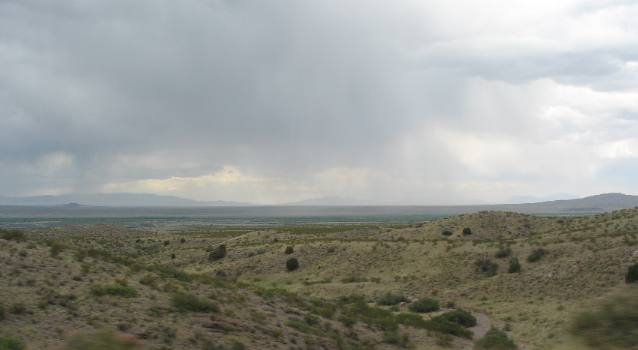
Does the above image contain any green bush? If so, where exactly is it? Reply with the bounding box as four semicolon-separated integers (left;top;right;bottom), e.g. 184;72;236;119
208;244;226;261
475;255;499;277
0;229;25;242
171;293;219;313
0;337;25;350
409;298;440;313
433;309;477;328
626;263;638;284
286;257;299;271
463;228;473;236
494;247;512;259
474;328;517;350
571;289;638;349
91;284;139;298
64;330;141;350
508;257;521;273
49;241;65;258
377;292;408;306
526;248;546;263
284;246;294;254
441;230;453;237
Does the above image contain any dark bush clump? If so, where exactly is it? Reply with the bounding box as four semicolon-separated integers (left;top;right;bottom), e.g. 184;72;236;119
171;293;219;313
526;248;546;262
494;247;512;259
284;246;294;254
0;229;25;242
626;263;638;284
462;228;473;236
508;257;521;273
474;328;517;350
441;230;453;237
0;304;5;321
208;244;227;262
0;337;25;350
433;309;477;328
475;255;499;277
571;289;638;349
377;292;408;306
286;257;299;271
409;298;440;313
91;284;138;298
10;304;26;315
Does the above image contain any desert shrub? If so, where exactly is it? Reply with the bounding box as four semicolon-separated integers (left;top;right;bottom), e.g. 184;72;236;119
428;318;473;338
463;228;473;236
0;229;25;242
441;230;453;237
474;328;517;350
286;257;299;271
377;292;408;306
383;330;409;347
494;247;512;259
626;263;638;284
10;304;26;315
49;241;65;258
508;257;521;273
171;293;218;313
231;341;246;350
284;246;294;254
91;284;138;298
0;304;5;321
208;245;226;261
433;309;477;328
0;337;25;350
409;298;440;313
571;289;638;349
151;265;192;282
526;248;546;262
475;255;499;277
64;330;141;350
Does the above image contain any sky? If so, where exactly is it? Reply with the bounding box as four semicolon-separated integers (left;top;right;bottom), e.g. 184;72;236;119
1;0;638;205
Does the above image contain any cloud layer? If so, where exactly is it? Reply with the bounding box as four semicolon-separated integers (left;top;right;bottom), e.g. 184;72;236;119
1;0;638;204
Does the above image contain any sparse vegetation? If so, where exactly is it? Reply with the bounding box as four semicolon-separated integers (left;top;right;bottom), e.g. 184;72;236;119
284;245;294;254
3;208;638;349
171;293;219;313
463;227;473;235
442;230;453;237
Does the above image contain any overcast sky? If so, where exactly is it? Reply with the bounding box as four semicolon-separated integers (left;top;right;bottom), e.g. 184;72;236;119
1;0;637;204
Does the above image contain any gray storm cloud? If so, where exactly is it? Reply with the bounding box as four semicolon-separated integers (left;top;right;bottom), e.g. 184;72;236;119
1;0;638;203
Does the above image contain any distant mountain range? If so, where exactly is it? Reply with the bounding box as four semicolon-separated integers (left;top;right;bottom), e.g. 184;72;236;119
0;193;637;215
281;196;371;206
0;193;250;207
